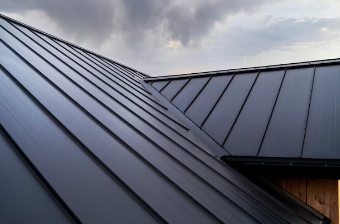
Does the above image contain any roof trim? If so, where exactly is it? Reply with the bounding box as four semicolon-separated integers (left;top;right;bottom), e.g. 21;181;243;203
223;156;340;178
224;156;340;166
145;58;340;82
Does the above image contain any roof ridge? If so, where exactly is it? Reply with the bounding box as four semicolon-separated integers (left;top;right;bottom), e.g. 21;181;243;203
145;57;340;81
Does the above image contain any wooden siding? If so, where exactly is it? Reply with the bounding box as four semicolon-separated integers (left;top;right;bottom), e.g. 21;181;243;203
269;177;339;224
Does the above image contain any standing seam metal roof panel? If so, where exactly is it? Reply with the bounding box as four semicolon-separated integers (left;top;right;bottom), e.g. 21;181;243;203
172;77;210;111
259;67;314;157
185;75;232;126
303;65;340;158
148;59;340;161
203;72;257;144
224;70;285;156
0;128;73;224
0;14;330;224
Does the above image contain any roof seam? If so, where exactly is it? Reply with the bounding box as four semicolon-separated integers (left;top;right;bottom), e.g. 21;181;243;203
145;83;295;223
256;68;288;156
159;79;171;92
0;122;81;224
222;71;261;146
171;77;191;102
47;35;165;109
73;46;147;92
64;42;152;96
184;75;212;113
300;65;317;157
85;50;144;84
2;40;223;223
0;65;168;223
27;26;190;132
1;33;243;222
148;75;237;155
147;83;314;223
13;23;191;137
1;13;332;223
200;74;236;128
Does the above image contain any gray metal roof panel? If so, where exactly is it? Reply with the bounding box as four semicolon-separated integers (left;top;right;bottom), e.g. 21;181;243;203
160;79;188;101
259;67;314;157
145;79;328;224
9;21;188;134
203;72;257;144
172;77;210;111
151;59;340;162
0;128;73;224
186;75;232;126
151;80;169;91
0;15;329;224
0;66;159;223
303;65;340;158
224;70;285;156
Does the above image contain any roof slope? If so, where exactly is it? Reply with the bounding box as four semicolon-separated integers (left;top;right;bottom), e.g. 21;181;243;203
0;14;330;223
146;58;340;162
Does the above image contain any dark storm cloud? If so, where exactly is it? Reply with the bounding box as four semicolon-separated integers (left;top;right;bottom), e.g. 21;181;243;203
117;0;271;45
0;0;115;42
164;0;269;45
0;0;271;45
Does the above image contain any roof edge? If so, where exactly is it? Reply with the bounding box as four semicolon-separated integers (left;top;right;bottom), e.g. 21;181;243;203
223;156;340;178
145;58;340;82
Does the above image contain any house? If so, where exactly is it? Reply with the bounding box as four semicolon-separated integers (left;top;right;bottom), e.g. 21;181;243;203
0;14;338;223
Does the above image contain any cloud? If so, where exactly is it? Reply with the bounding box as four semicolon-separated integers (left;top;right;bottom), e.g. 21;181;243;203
145;16;340;75
218;17;340;57
117;0;273;46
91;15;340;76
1;1;340;77
166;40;182;50
0;0;115;43
0;0;272;46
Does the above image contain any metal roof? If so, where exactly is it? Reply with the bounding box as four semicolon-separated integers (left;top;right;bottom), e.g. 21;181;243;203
0;14;331;223
147;58;340;162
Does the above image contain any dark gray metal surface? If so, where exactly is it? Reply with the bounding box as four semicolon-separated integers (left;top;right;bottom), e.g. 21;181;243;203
151;80;169;91
225;70;284;156
303;65;340;158
149;54;340;161
172;77;209;111
260;67;314;157
203;72;257;144
0;14;329;224
0;128;72;224
160;79;188;100
186;75;232;125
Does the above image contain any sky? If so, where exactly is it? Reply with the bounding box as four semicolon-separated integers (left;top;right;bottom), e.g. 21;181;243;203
1;0;340;76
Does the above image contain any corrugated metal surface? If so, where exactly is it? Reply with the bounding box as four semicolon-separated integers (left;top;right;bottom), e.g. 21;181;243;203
148;60;340;160
0;14;330;223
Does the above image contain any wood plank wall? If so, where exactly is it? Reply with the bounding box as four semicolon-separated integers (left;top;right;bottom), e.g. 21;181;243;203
268;177;338;224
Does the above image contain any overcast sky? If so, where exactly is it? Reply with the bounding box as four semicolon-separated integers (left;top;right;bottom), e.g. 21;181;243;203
1;0;340;76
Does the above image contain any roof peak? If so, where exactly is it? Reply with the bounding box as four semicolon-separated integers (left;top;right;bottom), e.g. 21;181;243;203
146;57;340;81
